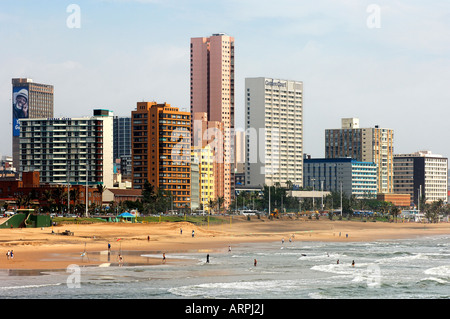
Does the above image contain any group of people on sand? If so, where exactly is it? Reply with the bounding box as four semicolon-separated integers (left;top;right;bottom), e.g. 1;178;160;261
5;250;14;260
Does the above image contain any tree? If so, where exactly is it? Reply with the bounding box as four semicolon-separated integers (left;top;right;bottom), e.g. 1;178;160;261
286;180;293;190
142;180;156;204
95;184;106;197
216;197;224;214
141;180;157;214
42;189;54;211
207;198;216;214
391;205;401;223
424;199;444;223
52;186;66;213
379;201;393;219
70;188;81;208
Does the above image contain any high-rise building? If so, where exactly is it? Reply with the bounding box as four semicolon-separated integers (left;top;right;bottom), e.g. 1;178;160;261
234;130;245;174
19;109;114;188
113;116;131;179
245;77;304;188
325;118;394;194
131;102;191;209
113;116;131;161
190;153;200;211
12;78;54;169
192;145;215;212
394;151;448;204
303;157;377;199
190;33;235;208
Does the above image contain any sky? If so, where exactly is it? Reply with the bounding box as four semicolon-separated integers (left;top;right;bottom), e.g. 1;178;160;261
1;0;450;159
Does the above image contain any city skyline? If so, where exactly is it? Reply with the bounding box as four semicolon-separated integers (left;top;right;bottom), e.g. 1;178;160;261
1;1;450;160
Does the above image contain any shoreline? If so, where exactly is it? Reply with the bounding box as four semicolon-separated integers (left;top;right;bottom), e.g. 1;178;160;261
0;217;449;271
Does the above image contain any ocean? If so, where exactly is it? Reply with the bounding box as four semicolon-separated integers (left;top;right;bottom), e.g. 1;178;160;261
0;235;449;299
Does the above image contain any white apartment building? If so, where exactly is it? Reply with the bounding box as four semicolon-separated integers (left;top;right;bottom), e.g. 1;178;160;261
19;109;114;188
394;151;448;204
245;77;303;187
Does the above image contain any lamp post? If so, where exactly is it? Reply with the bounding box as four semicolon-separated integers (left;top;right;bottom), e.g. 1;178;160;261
321;180;324;212
340;181;343;217
85;164;89;218
67;179;70;214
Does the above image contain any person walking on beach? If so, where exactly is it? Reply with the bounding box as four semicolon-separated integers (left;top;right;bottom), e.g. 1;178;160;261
10;250;13;259
254;259;257;267
228;245;231;253
192;230;195;238
206;254;210;263
6;250;10;260
108;243;111;252
118;254;123;266
162;253;166;263
180;228;183;235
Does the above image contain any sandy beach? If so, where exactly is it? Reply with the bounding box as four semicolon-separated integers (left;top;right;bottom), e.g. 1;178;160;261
0;217;449;270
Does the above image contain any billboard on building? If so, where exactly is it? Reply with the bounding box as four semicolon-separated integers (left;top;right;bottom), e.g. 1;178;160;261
12;86;29;136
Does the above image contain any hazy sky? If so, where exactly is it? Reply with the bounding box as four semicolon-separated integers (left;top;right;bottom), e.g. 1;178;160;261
1;0;450;159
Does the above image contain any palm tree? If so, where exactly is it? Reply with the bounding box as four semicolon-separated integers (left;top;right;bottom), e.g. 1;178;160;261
95;184;106;195
95;184;106;208
216;196;225;214
391;206;401;223
41;190;54;213
286;180;293;190
207;198;216;214
424;199;444;223
52;186;65;213
15;194;24;209
379;201;392;220
23;194;32;208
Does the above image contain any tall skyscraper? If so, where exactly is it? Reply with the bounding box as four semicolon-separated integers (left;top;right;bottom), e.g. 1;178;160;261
325;118;394;194
245;77;304;188
131;102;191;209
394;151;448;204
190;33;235;208
113;116;131;161
19;109;114;188
12;78;54;169
113;116;131;179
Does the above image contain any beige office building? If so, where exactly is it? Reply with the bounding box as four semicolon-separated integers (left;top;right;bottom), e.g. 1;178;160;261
245;77;304;187
325;118;394;194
